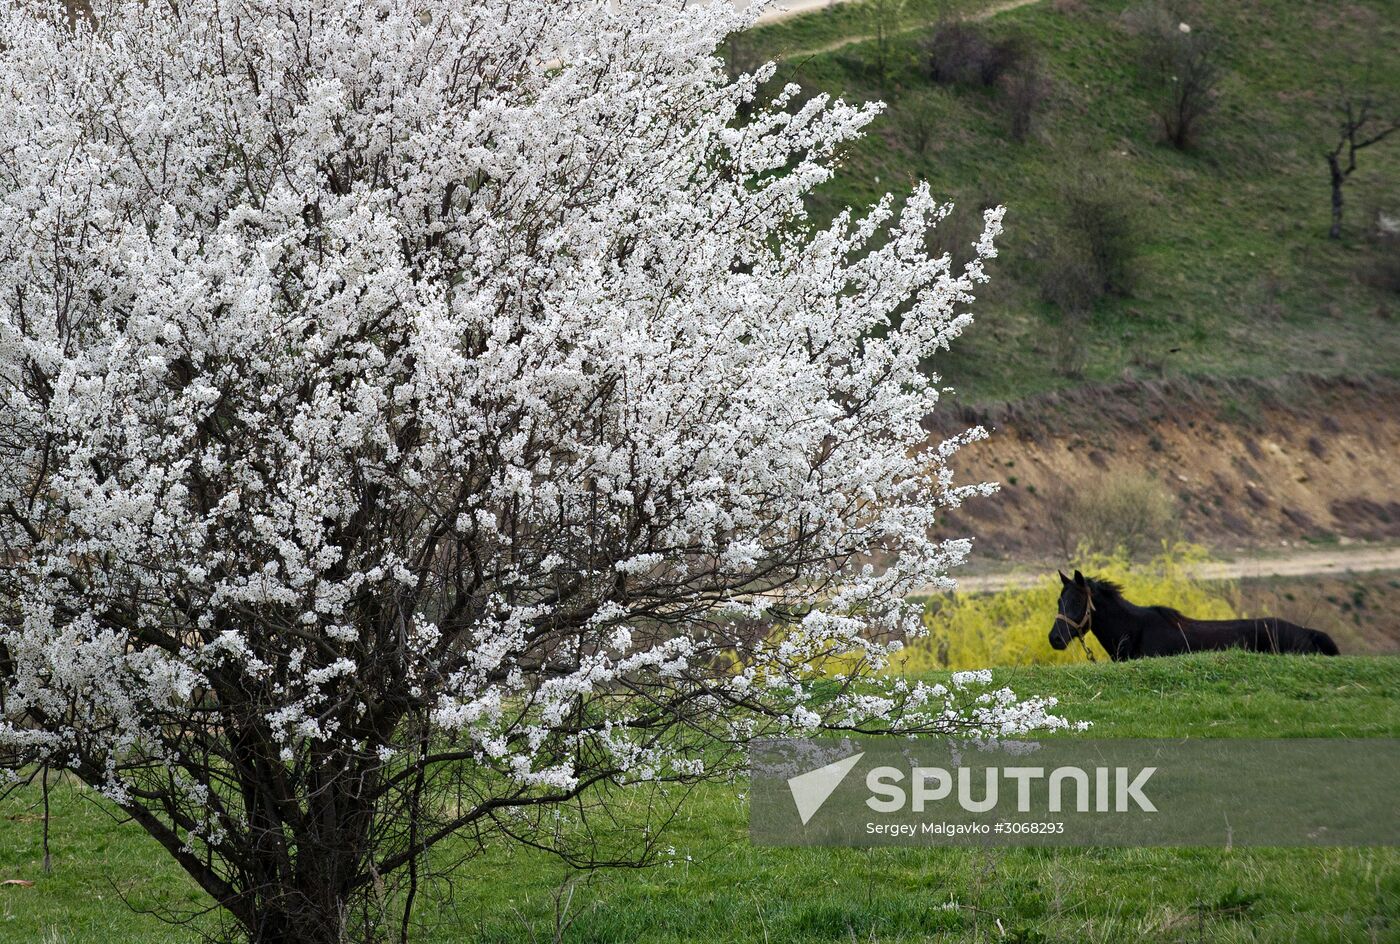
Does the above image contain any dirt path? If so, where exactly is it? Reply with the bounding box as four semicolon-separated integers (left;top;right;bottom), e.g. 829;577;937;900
749;0;1044;54
925;545;1400;596
748;0;857;25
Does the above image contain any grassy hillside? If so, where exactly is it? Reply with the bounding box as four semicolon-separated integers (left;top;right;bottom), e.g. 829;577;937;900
3;653;1397;942
733;0;1400;402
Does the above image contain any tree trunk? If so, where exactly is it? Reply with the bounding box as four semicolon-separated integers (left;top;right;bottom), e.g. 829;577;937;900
251;880;350;944
1327;152;1345;240
231;746;373;944
255;912;343;944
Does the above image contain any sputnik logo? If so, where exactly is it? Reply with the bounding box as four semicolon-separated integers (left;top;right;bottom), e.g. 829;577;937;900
787;752;864;825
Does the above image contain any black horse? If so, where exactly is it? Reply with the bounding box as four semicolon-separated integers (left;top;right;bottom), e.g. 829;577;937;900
1049;570;1340;660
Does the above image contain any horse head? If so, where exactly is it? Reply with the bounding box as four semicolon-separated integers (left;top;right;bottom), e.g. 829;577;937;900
1050;569;1093;650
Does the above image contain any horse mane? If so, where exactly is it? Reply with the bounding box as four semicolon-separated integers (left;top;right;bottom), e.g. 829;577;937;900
1087;576;1186;620
1086;577;1125;599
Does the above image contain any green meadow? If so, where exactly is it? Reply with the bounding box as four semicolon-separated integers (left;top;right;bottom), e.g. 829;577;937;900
3;652;1396;942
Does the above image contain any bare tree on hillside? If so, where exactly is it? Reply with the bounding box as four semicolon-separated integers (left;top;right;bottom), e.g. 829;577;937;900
1140;21;1220;149
1325;84;1399;239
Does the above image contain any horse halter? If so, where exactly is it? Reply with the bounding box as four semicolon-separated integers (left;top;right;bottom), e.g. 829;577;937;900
1055;587;1097;662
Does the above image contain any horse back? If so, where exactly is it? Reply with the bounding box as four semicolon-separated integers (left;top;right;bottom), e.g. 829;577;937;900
1172;617;1339;656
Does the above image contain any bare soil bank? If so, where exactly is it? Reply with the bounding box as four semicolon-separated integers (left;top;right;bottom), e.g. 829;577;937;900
931;374;1400;558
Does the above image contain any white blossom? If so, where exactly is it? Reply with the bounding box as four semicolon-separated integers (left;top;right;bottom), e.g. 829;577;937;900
0;0;1070;930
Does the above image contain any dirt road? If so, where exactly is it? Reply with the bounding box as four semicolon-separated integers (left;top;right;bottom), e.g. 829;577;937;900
746;0;852;25
746;0;1044;52
929;545;1400;596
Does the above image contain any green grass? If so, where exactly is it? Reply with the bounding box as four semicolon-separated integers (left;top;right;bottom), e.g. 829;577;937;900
3;652;1398;942
733;0;1400;402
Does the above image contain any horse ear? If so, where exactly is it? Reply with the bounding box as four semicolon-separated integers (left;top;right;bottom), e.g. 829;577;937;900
1073;569;1086;586
1059;570;1072;587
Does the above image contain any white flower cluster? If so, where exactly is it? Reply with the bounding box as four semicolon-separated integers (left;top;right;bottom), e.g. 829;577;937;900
0;0;1069;849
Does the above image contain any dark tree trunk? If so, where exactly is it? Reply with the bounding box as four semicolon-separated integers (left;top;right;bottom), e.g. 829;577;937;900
254;897;346;944
1327;152;1345;239
226;739;378;944
247;853;360;944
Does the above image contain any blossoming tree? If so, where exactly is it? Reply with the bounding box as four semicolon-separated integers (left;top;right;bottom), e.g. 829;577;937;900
0;0;1071;939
